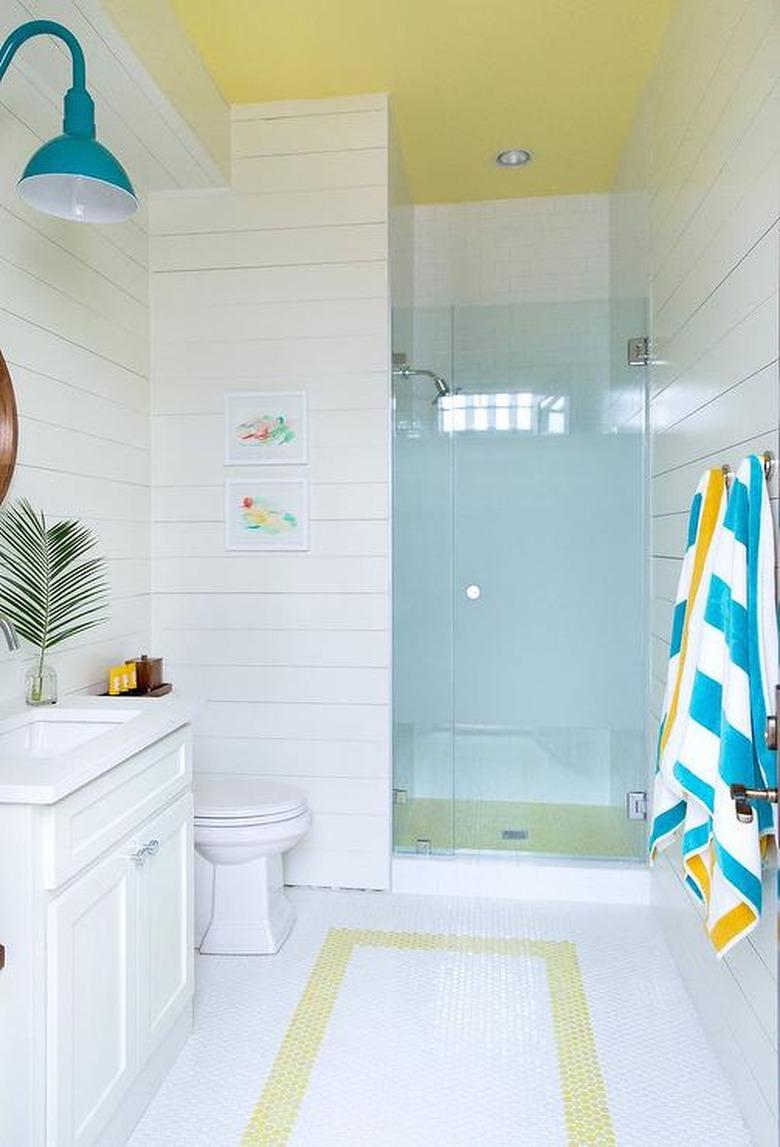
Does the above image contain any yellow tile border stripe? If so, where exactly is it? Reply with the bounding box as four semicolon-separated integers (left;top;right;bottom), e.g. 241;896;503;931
242;928;616;1147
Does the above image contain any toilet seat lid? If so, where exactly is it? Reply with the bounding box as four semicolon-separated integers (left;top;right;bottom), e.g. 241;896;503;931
194;774;307;821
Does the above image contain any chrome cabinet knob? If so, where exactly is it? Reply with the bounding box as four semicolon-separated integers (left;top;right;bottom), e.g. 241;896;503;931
465;584;481;601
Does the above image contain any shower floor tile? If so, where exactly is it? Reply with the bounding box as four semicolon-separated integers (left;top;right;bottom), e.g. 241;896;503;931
128;888;753;1147
394;797;645;858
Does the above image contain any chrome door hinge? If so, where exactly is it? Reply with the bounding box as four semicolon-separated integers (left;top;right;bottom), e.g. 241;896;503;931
626;791;648;820
627;336;650;367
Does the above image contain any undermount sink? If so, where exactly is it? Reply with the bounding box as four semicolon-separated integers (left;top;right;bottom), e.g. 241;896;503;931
0;707;141;759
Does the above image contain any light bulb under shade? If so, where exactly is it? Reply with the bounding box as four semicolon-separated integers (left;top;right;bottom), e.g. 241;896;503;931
17;134;138;223
495;148;533;167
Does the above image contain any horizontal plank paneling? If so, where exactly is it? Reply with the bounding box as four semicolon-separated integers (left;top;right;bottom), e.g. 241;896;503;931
152;482;389;523
232;149;387;195
161;629;389;668
151;260;387;309
153;555;388;595
232;95;387;121
232;109;387;158
154;592;388;632
194;735;388;779
650;432;778;515
151;185;387;234
195;700;388;743
615;2;780;1140
153;297;388;344
652;362;778;475
152;333;388;380
172;663;388;705
151;222;387;273
152;373;389;415
651;227;778;396
152;520;388;558
0;0;227;702
151;96;391;889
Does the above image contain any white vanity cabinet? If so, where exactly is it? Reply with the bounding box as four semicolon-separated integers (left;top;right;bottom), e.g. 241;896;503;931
0;708;195;1147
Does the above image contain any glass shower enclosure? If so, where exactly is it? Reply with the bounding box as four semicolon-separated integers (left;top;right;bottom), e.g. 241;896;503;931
392;300;648;861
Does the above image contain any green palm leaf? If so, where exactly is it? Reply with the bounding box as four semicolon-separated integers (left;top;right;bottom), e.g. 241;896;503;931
0;499;109;671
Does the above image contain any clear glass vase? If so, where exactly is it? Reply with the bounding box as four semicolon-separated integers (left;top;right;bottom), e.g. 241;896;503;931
26;661;57;706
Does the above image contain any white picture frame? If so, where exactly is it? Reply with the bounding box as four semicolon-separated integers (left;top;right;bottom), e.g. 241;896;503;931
224;478;309;552
224;391;308;466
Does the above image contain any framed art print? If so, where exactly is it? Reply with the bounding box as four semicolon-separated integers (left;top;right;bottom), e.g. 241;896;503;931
224;391;308;465
225;479;309;551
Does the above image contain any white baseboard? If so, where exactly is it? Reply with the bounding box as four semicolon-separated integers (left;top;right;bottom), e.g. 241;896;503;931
391;854;651;904
653;853;777;1147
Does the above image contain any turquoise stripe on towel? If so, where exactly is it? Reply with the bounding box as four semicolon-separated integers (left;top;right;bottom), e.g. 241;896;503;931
648;801;686;853
704;576;749;672
683;821;711;855
670;601;686;658
673;761;714;812
687;491;703;545
688;671;721;737
745;455;776;788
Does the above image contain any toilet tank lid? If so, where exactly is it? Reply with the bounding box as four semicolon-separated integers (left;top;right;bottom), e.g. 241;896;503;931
194;774;307;820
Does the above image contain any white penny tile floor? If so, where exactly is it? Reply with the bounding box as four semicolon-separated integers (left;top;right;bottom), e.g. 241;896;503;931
128;887;754;1147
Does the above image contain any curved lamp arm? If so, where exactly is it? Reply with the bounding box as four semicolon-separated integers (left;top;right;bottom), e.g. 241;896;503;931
0;20;95;138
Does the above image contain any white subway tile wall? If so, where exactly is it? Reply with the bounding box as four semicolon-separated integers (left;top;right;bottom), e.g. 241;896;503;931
413;194;610;308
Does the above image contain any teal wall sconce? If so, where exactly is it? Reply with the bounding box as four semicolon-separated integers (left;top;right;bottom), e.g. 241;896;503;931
0;20;138;223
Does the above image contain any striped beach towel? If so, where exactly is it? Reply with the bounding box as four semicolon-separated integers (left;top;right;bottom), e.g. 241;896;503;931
649;468;727;871
650;456;778;957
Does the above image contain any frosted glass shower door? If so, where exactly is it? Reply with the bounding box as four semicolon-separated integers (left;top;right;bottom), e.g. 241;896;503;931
451;430;647;859
392;363;455;854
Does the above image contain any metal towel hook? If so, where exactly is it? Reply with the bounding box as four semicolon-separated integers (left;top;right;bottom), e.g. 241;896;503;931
721;452;774;491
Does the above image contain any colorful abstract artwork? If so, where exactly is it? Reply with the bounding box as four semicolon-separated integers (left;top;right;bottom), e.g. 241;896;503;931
225;392;307;465
225;480;309;551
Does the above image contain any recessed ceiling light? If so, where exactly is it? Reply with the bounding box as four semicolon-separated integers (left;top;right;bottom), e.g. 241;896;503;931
495;148;533;167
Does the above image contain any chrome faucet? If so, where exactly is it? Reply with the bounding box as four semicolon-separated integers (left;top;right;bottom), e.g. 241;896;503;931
0;614;19;651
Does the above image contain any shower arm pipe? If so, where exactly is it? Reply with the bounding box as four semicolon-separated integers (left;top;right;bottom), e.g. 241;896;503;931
0;21;95;138
393;366;439;382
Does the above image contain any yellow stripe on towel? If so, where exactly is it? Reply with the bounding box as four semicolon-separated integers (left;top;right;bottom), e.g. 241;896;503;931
709;902;757;955
686;852;712;905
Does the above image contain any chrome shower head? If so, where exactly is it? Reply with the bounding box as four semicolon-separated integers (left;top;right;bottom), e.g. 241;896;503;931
392;363;452;403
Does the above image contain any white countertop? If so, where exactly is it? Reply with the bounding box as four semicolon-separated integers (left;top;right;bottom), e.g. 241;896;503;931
0;693;198;805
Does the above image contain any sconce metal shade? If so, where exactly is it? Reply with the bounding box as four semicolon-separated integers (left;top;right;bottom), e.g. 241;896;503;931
18;135;138;224
0;20;138;224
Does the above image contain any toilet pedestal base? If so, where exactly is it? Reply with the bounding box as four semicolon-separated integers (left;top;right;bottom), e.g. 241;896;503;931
199;853;295;955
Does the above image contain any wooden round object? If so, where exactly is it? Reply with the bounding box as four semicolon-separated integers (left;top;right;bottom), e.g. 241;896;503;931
0;353;18;504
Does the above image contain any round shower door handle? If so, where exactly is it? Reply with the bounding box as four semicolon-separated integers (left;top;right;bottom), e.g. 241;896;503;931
465;584;481;601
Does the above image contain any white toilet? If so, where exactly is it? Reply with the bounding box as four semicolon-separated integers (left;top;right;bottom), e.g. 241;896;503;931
193;774;310;955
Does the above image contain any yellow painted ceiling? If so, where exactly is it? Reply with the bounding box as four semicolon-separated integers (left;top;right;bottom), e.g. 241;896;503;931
168;0;672;203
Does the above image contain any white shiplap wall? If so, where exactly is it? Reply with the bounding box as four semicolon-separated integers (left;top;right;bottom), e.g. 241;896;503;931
612;2;779;1142
0;0;221;700
149;95;391;890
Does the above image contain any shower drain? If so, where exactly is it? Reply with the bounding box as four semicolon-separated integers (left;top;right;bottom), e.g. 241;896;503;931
501;829;529;841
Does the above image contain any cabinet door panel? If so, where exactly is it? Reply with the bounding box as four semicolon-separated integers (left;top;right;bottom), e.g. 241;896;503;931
137;793;193;1061
47;848;137;1146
